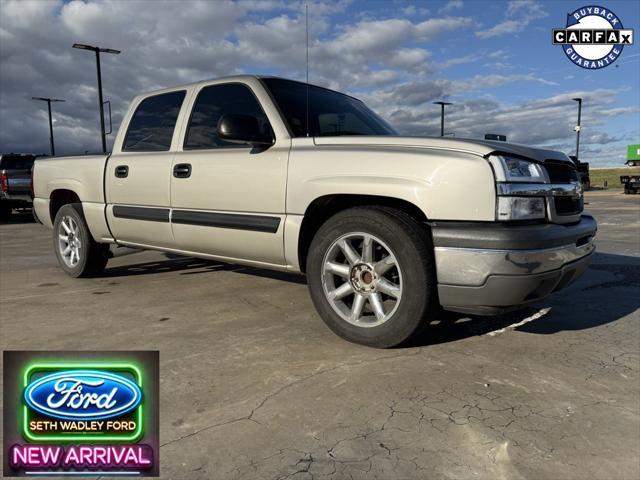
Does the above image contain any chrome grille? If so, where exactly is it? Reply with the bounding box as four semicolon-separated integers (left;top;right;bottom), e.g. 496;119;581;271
544;160;580;183
544;160;583;217
553;196;583;216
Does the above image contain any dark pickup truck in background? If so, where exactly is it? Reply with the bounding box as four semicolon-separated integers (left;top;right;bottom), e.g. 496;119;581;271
620;173;640;194
0;153;36;220
569;155;590;190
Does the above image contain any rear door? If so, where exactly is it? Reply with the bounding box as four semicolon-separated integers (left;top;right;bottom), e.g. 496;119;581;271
169;80;290;267
105;89;189;248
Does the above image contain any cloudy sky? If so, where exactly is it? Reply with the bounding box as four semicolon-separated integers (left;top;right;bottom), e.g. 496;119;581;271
0;0;638;166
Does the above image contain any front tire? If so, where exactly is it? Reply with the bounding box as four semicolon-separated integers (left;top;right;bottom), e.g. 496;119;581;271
307;206;437;348
53;203;109;277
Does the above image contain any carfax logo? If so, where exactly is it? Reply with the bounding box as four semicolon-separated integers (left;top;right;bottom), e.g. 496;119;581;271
553;5;634;69
3;351;159;477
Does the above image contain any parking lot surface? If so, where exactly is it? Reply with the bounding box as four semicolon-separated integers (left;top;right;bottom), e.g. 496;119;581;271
1;190;638;479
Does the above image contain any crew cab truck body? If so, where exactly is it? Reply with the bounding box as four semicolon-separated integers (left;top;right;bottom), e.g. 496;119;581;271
33;76;596;347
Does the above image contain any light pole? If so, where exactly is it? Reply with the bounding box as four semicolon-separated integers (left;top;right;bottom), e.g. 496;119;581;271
572;97;582;162
72;43;121;153
32;97;65;156
433;101;452;137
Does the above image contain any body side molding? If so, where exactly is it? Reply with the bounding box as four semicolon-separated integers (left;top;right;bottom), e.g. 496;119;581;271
171;210;281;233
112;205;170;222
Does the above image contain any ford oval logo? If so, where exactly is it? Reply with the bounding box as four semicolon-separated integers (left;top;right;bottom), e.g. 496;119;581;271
24;370;141;421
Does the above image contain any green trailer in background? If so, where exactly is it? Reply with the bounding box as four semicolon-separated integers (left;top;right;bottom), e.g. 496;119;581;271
621;144;640;194
626;144;640;167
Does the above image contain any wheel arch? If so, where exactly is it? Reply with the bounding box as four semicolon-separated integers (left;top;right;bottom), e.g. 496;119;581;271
49;189;82;223
297;194;429;273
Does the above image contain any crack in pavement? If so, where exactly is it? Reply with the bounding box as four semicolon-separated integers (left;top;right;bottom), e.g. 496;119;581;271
160;349;423;449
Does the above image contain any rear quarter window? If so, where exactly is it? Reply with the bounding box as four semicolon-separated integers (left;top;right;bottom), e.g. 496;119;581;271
123;91;186;152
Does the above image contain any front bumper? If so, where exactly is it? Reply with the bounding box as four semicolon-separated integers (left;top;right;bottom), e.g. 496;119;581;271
431;215;597;315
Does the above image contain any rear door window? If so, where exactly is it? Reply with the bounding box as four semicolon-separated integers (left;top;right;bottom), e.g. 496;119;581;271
123;91;186;152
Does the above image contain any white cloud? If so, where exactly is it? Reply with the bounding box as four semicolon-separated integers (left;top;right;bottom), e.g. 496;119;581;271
441;54;477;68
476;0;547;38
402;5;430;17
439;1;464;14
1;1;469;154
0;0;635;167
363;86;636;165
388;48;432;70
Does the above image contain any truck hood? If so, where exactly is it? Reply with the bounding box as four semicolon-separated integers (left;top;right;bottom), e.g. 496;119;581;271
313;136;571;163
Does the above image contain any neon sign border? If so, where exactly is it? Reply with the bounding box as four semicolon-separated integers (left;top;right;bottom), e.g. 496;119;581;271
22;363;144;443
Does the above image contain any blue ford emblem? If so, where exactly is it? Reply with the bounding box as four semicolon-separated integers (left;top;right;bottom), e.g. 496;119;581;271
24;370;141;420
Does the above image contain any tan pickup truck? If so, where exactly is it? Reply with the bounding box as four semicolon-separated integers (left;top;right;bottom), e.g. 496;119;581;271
33;76;597;347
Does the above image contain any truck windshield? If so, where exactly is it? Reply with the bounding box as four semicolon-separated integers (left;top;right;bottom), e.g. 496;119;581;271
261;78;397;137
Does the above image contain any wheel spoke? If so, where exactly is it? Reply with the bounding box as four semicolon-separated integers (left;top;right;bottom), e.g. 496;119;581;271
351;294;365;320
61;220;71;234
377;278;401;298
374;255;396;276
62;246;71;255
369;293;386;320
329;282;353;300
325;261;350;279
59;234;69;242
339;239;360;265
361;235;374;263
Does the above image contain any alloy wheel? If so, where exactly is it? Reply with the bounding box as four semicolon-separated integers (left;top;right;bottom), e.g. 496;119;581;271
321;232;403;328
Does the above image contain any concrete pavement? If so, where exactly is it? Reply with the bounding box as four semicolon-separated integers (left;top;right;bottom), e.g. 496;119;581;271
1;191;638;479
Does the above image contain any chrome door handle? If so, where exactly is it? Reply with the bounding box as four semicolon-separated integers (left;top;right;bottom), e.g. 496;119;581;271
173;163;192;178
115;165;129;178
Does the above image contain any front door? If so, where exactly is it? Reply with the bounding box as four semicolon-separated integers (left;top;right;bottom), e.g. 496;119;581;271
170;82;288;267
105;90;187;248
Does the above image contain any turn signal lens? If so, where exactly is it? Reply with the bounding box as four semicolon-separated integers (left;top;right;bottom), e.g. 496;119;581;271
497;196;545;220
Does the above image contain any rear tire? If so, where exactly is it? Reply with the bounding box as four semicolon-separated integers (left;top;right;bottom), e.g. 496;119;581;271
306;206;437;348
0;201;12;221
53;203;109;277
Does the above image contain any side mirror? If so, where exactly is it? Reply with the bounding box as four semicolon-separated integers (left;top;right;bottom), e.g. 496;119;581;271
218;114;274;147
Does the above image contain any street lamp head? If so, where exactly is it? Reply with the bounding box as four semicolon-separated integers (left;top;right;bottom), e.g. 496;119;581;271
72;43;96;51
433;101;453;106
73;43;121;55
572;97;582;102
32;97;66;102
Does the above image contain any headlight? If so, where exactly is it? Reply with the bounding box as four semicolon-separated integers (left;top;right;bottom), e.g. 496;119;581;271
497;197;546;220
488;155;546;183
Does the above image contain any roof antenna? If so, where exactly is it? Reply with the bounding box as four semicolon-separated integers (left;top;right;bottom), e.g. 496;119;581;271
305;2;310;137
